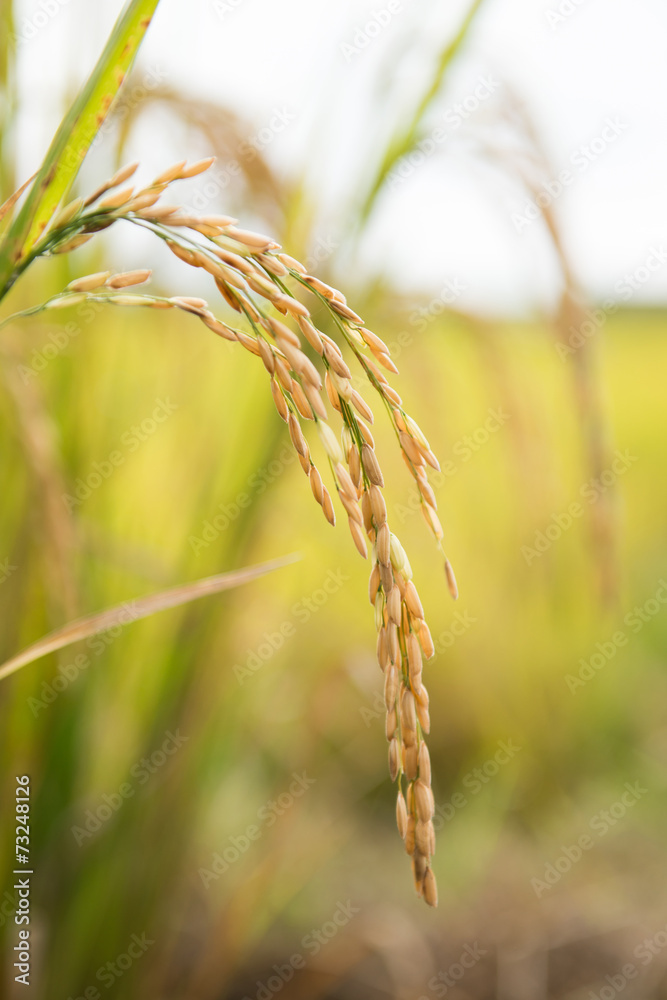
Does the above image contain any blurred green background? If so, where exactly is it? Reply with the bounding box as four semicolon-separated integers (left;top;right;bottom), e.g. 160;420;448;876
1;2;667;998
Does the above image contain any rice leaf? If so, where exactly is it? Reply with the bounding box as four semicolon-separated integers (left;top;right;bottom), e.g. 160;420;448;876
0;0;160;294
359;0;486;221
0;552;300;682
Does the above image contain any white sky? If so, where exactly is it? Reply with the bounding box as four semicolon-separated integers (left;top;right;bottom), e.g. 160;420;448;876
11;0;667;315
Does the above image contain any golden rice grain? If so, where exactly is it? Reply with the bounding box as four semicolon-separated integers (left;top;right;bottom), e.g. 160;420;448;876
404;580;424;619
303;382;328;420
403;743;418;781
396;791;408;838
296;315;324;354
329;299;364;325
418;742;431;785
290;380;314;420
66;271;111;292
361;444;383;487
98;186;134;210
386;586;401;626
321;487;336;526
376;522;391;566
257;337;276;375
384;663;399;709
270;378;289;422
444;558;459;600
348;519;368;559
423;868;438;908
178;156;216;178
405;815;416;854
414;780;433;823
367;486;385;527
418;621;435;659
309;465;324;504
322;339;352;379
277;252;306;274
106;269;152;288
288;413;308;458
388;739;400;782
385;707;397;741
349;389;374;424
153;160;187;184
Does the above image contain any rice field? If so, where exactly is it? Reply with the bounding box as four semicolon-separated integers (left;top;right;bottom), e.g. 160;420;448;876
0;2;665;997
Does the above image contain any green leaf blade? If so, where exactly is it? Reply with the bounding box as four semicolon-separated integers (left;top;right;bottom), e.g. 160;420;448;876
0;0;161;294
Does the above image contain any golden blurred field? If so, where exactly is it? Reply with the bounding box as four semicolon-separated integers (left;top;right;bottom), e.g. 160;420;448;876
1;2;666;998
